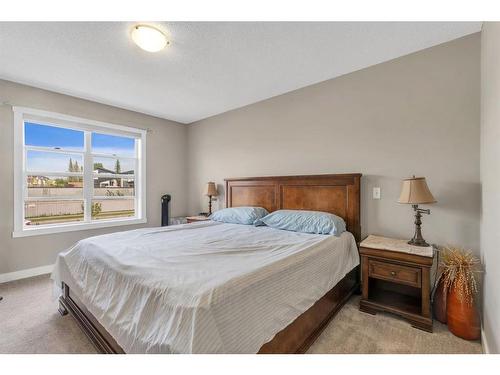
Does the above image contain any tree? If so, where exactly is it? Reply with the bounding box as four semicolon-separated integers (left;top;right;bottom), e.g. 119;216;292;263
68;158;76;182
74;160;80;172
115;159;121;174
91;202;102;217
54;178;66;187
93;162;104;170
80;202;102;218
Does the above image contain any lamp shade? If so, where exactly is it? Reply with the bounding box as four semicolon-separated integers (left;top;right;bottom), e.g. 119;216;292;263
205;182;218;197
397;176;436;204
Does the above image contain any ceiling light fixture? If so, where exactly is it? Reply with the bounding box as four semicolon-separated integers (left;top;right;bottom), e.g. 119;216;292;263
131;25;169;52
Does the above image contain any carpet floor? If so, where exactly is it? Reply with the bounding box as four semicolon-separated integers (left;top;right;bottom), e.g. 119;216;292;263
0;274;482;354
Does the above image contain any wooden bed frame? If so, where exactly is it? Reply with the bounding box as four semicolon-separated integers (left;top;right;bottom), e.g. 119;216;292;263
59;173;362;354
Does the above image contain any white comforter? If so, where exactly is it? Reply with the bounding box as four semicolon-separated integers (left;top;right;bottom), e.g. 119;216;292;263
52;221;359;353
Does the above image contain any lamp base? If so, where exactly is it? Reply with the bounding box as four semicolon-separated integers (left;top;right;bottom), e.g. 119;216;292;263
208;195;213;216
408;238;430;247
408;204;431;247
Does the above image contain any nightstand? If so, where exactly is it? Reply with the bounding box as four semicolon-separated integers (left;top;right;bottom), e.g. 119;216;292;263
186;215;210;223
359;235;434;332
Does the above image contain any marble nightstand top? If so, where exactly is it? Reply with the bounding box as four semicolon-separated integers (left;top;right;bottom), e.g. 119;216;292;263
359;235;434;258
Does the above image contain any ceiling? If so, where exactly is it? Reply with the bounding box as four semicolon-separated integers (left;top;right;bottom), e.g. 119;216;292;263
0;22;481;124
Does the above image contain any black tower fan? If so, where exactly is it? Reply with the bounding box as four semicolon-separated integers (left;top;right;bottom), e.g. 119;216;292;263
161;194;171;226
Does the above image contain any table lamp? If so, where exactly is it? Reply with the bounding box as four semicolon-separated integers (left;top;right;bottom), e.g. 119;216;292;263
397;176;436;247
205;182;218;216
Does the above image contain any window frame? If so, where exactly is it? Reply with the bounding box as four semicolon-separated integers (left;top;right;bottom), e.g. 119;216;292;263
13;106;147;238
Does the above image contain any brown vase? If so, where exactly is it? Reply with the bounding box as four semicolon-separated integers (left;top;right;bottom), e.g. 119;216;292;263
446;285;480;340
433;277;447;323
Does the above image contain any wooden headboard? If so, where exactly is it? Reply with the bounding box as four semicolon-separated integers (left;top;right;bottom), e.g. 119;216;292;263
225;173;362;241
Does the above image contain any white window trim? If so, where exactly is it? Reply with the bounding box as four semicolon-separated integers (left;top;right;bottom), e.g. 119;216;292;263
13;106;147;238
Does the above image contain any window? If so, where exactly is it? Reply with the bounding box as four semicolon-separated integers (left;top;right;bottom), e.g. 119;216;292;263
13;107;147;237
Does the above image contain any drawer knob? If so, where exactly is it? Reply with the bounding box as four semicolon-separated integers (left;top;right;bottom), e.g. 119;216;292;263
390;271;396;276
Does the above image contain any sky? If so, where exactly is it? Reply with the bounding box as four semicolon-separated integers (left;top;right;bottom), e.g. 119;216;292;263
25;122;136;173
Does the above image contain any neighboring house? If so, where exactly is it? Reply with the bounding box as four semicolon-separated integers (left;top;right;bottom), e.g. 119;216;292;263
94;167;134;188
27;175;50;187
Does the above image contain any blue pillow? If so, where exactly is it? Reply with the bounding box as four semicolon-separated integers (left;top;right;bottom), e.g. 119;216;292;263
210;207;269;225
255;209;346;236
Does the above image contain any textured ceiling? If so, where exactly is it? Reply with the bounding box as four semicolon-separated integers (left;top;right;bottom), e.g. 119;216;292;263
0;22;481;123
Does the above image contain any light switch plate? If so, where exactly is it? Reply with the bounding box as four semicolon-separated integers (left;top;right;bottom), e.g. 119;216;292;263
373;187;381;200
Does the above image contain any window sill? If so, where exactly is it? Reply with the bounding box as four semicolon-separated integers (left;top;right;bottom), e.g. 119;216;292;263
12;217;147;238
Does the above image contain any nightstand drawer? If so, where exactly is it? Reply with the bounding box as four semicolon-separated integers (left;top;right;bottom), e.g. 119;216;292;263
368;259;421;287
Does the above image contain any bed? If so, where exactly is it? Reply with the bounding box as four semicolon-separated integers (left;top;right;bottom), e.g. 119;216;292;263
54;173;362;353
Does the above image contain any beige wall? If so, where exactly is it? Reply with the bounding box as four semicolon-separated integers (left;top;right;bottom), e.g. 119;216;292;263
480;22;500;354
187;34;481;253
0;79;188;274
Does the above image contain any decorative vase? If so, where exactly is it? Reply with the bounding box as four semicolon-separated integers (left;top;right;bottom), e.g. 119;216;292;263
446;284;480;340
433;277;447;324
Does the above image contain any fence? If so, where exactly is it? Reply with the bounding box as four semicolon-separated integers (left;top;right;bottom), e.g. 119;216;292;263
27;187;134;198
25;199;134;218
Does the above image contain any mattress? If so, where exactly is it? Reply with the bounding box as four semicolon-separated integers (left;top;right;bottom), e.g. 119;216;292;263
52;221;359;353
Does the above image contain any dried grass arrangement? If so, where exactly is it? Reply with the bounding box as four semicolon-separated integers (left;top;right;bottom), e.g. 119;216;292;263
439;246;481;306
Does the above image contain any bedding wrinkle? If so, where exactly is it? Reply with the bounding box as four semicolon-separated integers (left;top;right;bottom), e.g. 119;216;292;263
52;221;359;353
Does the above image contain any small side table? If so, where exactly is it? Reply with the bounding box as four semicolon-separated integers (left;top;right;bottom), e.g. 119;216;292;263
186;215;211;224
359;235;434;332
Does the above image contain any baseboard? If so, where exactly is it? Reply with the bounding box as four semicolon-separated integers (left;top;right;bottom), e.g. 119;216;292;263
0;264;53;284
481;328;491;354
